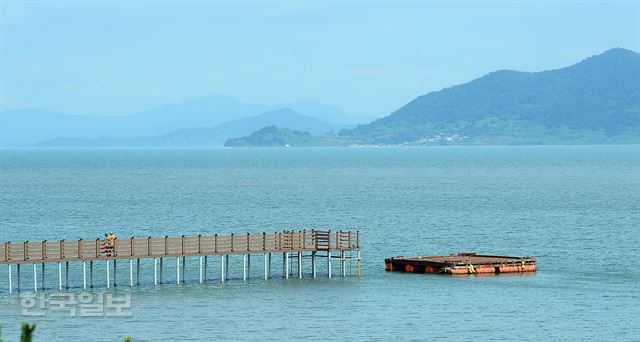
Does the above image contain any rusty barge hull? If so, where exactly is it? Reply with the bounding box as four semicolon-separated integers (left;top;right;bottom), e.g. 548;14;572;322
385;253;537;275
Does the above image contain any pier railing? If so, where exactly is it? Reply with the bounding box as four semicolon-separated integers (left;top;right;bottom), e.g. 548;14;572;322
0;230;360;264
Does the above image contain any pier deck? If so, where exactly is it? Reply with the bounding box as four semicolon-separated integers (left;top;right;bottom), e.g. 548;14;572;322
385;253;536;275
1;230;360;293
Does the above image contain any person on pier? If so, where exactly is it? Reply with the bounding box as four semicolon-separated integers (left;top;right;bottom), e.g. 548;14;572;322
103;233;117;256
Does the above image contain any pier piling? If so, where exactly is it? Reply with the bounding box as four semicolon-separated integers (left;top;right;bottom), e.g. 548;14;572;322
129;259;134;288
32;264;37;292
8;264;12;294
106;260;110;289
58;263;62;291
243;254;247;281
297;252;302;279
220;254;225;283
82;261;86;290
176;257;180;285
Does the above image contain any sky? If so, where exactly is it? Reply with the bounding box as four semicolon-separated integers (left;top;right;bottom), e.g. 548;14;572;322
1;1;639;118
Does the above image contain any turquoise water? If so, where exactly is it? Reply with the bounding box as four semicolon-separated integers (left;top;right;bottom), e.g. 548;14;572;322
1;146;639;341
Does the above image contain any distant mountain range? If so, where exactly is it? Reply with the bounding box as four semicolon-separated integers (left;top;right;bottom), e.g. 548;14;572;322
40;108;347;147
3;48;638;147
227;48;640;147
0;94;370;146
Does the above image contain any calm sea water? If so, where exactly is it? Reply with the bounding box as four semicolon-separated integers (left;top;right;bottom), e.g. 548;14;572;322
0;146;639;341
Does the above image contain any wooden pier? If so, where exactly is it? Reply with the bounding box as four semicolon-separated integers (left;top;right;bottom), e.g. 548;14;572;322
0;230;360;293
385;253;536;275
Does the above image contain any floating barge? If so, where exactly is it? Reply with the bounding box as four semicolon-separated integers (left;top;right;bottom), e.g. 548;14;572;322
385;252;536;275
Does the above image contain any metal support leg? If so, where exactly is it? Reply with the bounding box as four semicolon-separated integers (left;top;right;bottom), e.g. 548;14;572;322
58;263;62;291
282;253;285;278
357;250;361;277
176;258;180;285
17;264;20;292
268;253;271;278
312;251;317;278
137;258;141;286
243;254;247;281
221;255;225;283
204;256;207;282
285;252;289;279
154;258;158;285
341;251;346;278
8;265;12;294
225;255;229;280
106;260;110;289
247;254;251;279
33;264;37;293
298;252;302;279
181;257;185;284
90;261;94;288
159;258;163;284
328;252;332;279
113;260;117;287
199;256;203;284
82;261;87;290
41;263;45;291
129;259;134;288
264;253;268;280
65;262;69;289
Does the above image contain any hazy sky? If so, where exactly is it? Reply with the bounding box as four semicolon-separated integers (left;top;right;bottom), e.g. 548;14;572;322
1;1;638;117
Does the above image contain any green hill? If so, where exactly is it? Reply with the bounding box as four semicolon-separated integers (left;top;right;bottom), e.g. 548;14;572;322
224;126;343;147
341;48;640;145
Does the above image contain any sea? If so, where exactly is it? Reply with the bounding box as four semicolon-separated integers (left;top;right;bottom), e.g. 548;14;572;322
0;146;638;341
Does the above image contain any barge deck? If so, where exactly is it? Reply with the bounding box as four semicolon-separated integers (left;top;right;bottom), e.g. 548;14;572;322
385;252;536;275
